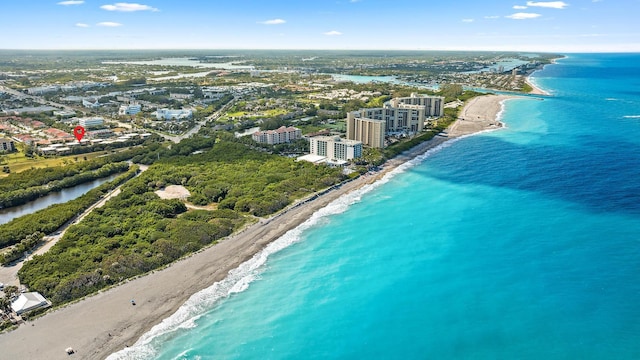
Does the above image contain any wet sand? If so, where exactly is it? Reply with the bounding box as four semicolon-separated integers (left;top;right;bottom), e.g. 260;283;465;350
0;94;517;360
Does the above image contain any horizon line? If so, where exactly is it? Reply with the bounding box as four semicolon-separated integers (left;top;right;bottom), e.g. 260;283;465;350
0;48;638;54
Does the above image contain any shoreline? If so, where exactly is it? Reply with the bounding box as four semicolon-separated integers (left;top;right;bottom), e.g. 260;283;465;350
525;74;549;96
0;94;518;360
525;60;558;96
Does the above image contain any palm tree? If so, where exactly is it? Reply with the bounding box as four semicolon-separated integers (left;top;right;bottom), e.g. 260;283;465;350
0;297;11;313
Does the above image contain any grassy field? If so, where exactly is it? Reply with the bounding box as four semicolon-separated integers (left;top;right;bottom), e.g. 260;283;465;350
0;150;119;177
225;111;246;118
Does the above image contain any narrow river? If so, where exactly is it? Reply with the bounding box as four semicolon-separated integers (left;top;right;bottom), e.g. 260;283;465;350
0;174;120;225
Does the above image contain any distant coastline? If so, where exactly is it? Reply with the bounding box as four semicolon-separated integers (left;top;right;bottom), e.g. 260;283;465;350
0;93;520;359
524;57;563;96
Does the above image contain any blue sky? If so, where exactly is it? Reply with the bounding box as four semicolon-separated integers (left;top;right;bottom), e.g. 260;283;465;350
1;0;639;52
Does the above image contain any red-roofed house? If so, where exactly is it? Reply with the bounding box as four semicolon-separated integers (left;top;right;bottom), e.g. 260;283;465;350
44;128;74;141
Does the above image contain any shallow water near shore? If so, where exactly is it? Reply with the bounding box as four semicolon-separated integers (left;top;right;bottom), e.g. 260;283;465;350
111;53;640;359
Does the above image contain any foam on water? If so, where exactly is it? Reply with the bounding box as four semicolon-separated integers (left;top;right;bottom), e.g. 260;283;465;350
109;53;640;359
106;125;502;359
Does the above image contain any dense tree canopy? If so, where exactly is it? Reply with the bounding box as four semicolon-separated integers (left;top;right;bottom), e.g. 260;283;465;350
17;138;344;305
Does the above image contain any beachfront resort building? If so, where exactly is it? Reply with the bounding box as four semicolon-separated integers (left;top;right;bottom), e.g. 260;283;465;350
252;126;302;145
308;135;362;163
391;94;445;117
346;116;385;148
346;93;445;148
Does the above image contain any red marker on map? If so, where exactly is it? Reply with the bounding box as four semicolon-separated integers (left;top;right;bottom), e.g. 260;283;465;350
74;125;86;142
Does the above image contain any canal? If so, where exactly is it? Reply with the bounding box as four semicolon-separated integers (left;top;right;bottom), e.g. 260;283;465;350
0;174;120;225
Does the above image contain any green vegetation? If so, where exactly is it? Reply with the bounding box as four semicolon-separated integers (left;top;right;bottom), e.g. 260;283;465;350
0;162;129;208
0;50;513;312
16;137;344;305
0;140;164;208
439;84;464;102
0;166;139;264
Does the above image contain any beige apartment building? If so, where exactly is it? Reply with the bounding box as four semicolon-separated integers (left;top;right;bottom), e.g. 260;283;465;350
346;94;444;148
309;135;363;162
345;115;385;148
252;126;302;145
390;93;445;117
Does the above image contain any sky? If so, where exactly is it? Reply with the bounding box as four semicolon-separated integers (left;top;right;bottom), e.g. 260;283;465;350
1;0;639;52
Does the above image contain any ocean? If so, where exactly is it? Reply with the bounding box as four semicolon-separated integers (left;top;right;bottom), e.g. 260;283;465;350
110;53;640;359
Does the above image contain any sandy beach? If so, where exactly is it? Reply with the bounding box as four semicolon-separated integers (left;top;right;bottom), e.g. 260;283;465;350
0;94;516;360
525;75;549;96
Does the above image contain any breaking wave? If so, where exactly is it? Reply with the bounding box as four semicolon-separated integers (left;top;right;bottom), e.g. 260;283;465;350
106;128;497;360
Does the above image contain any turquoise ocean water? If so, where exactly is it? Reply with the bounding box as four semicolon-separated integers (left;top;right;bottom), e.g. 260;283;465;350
110;53;640;359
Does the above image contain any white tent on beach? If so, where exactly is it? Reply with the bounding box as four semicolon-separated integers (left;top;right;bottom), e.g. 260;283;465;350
11;292;50;315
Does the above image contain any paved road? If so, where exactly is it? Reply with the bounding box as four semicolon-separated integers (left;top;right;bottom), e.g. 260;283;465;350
2;83;236;144
160;96;236;143
0;84;77;113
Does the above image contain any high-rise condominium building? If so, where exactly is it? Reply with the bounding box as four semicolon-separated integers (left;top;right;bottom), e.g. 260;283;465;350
309;136;362;161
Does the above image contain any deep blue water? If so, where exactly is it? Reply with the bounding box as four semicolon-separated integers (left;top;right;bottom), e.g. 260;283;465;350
110;53;640;359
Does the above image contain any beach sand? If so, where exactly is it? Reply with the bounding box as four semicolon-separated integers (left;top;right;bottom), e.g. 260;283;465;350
0;94;516;360
525;75;549;96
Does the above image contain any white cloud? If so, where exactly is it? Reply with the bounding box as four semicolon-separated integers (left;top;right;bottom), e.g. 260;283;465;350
484;15;500;19
462;18;474;23
75;23;90;27
100;3;159;12
259;19;286;25
57;0;84;5
526;1;569;9
324;30;342;36
513;5;528;9
506;12;542;19
97;22;123;27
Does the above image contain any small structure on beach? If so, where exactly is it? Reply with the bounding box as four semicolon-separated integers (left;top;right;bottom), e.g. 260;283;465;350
11;292;51;315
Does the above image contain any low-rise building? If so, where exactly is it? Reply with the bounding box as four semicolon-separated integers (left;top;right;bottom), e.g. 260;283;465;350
252;126;302;145
0;137;15;152
119;104;142;116
53;110;77;118
78;117;104;128
170;93;194;100
26;86;59;96
11;292;51;315
156;108;193;121
82;98;100;108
